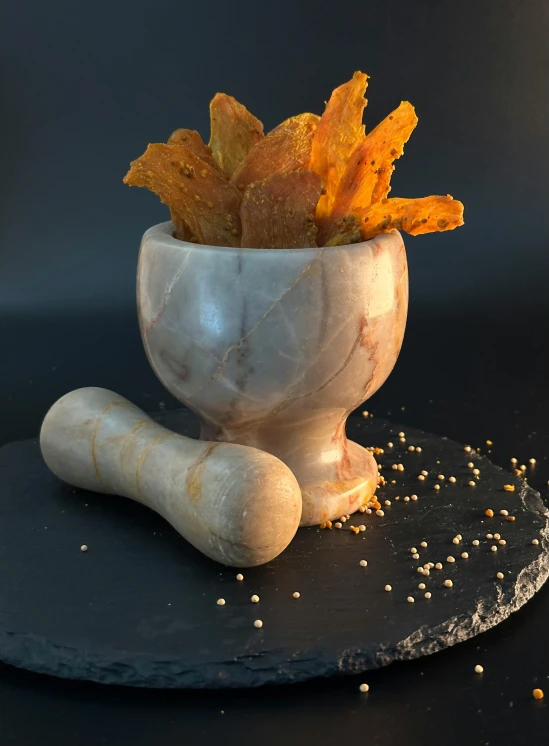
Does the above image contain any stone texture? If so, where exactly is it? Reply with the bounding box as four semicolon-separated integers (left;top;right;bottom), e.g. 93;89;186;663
138;222;408;525
0;410;547;689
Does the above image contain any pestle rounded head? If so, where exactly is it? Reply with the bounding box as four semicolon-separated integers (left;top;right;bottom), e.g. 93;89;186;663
197;446;302;567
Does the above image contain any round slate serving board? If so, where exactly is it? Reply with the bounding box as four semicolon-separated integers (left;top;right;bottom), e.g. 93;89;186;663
0;410;547;689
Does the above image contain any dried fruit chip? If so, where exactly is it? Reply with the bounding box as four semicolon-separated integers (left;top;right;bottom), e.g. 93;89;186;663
123;143;242;247
332;101;418;216
323;214;362;246
232;113;319;191
168;128;218;169
356;195;464;240
240;170;323;249
209;93;264;178
310;71;368;220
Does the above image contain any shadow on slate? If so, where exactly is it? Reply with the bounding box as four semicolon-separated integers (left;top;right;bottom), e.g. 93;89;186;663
0;409;547;689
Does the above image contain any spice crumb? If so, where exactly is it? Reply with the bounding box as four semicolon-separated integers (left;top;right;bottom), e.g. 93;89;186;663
503;485;515;493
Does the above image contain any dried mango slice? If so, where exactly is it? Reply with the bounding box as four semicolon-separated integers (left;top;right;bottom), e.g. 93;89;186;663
123;143;242;247
240;171;323;249
232;113;319;191
331;101;418;218
168;128;218;169
208;93;264;178
323;214;362;246
310;71;368;220
356;195;464;240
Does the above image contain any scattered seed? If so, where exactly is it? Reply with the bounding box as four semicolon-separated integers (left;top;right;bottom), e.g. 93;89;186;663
452;537;460;545
359;524;366;532
293;591;300;599
404;496;411;502
418;582;426;590
408;446;415;452
397;464;404;472
475;665;484;674
407;596;415;603
520;464;527;471
532;688;544;700
376;509;385;517
420;541;428;548
434;484;441;491
447;556;456;563
511;457;517;464
387;442;394;448
350;526;360;534
532;539;539;546
416;447;422;453
449;476;456;483
464;446;472;453
217;598;226;606
444;579;453;588
251;594;260;603
472;539;480;546
80;545;88;552
418;475;425;481
461;552;469;559
417;567;424;574
428;562;435;568
457;534;463;540
362;411;369;417
398;431;405;437
506;516;516;522
467;462;474;468
503;485;515;493
491;545;498;552
485;509;494;518
497;572;504;580
473;469;480;476
469;481;476;487
340;516;347;522
438;474;445;481
385;584;392;592
486;533;493;539
421;470;429;476
435;562;443;570
499;539;507;546
359;560;368;567
359;683;370;693
529;458;537;465
494;533;501;540
500;509;509;516
254;619;263;628
425;592;432;599
335;522;342;529
384;500;391;507
236;573;244;581
392;464;398;471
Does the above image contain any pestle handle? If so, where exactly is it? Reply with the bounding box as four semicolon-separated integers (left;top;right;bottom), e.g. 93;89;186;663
40;388;302;567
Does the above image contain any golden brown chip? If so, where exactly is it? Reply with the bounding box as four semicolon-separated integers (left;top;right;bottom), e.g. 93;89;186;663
356;195;464;240
240;171;323;249
310;71;368;220
232;113;320;191
123;143;242;247
208;93;264;178
323;214;362;246
331;101;418;217
168;128;218;169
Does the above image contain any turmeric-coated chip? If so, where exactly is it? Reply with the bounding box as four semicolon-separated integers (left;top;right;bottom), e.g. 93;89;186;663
331;101;418;218
168;128;218;168
208;93;264;178
123;143;242;247
310;71;368;220
356;195;464;240
232;113;319;191
240;171;323;249
323;214;362;246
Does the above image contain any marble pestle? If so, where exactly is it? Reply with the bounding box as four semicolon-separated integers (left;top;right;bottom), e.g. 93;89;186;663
40;388;302;567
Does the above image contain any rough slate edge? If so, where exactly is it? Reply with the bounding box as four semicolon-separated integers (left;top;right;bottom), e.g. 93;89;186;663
0;422;548;689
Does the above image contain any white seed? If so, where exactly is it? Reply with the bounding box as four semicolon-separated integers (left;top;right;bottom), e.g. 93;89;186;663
417;567;424;574
408;446;415;452
387;442;394;448
365;509;372;514
499;539;506;546
444;579;453;588
293;591;300;598
251;594;260;603
449;476;457;483
335;522;343;529
236;573;244;581
532;539;540;546
434;484;441;491
418;582;426;590
397;464;404;472
416;447;422;453
461;552;469;559
376;509;385;517
80;545;88;552
392;464;398;471
359;560;368;567
494;533;501;540
452;537;460;545
411;494;418;501
486;533;493;539
420;541;428;548
464;446;472;452
467;462;474;468
359;683;369;692
500;509;509;516
423;563;430;570
474;665;484;674
412;553;420;560
435;563;443;570
358;505;366;513
340;516;347;523
438;474;445;481
472;540;480;546
384;584;392;592
447;556;456;563
496;572;504;580
530;458;536;464
384;500;391;507
254;619;263;628
423;568;430;575
473;468;480;475
217;598;226;606
469;481;476;487
404;496;411;502
418;475;425;481
407;596;415;603
421;470;429;476
428;562;435;568
491;545;498;552
398;432;405;437
511;458;517;464
425;592;432;599
359;524;366;532
410;547;418;553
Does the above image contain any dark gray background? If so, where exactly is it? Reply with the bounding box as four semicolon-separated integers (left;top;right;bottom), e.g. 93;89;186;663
2;1;549;744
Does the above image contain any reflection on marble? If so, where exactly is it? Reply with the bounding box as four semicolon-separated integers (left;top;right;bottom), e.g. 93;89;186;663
138;222;408;525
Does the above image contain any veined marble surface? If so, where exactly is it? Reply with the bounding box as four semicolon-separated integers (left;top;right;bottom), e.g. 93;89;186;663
138;222;408;525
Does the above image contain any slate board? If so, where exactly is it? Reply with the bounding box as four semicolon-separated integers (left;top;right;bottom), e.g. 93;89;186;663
0;410;547;689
